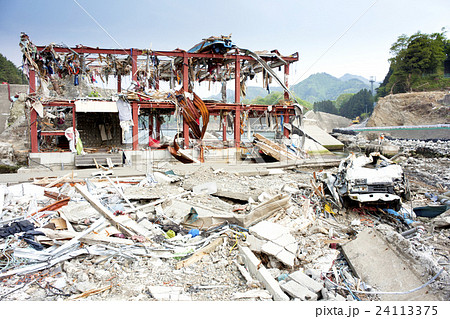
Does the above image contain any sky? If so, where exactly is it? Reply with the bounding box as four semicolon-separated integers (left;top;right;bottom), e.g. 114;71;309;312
1;0;449;89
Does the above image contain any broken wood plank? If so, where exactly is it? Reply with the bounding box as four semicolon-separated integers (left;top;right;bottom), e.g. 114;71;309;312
45;173;73;188
238;194;290;228
69;285;112;300
75;184;136;238
175;237;223;269
44;190;70;201
254;133;303;161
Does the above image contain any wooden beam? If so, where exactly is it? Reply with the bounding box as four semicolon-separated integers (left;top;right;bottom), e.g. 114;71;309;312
75;184;136;238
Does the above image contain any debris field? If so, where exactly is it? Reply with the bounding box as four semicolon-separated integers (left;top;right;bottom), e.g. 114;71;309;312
1;137;449;301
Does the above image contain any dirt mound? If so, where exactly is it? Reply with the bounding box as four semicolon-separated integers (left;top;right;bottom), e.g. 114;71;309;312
304;110;352;132
368;91;450;127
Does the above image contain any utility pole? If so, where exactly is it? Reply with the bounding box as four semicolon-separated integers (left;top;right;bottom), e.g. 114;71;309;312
369;76;376;95
369;76;376;114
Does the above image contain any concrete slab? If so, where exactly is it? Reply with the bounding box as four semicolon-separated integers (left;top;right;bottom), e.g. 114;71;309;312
261;241;284;257
272;233;297;247
341;228;440;301
280;280;318;301
275;249;296;268
245;234;265;252
289;270;324;293
302;123;344;150
249;221;290;242
285;242;298;255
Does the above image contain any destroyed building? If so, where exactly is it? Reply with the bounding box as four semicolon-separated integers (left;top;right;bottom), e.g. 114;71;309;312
0;34;449;302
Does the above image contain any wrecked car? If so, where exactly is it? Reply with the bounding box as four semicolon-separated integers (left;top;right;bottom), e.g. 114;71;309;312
320;152;410;210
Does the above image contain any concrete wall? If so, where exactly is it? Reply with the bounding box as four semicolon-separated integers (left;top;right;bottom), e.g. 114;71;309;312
0;84;28;133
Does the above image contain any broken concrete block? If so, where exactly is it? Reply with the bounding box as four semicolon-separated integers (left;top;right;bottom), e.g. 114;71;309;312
233;289;272;300
245;234;265;252
238;245;290;301
261;241;284;257
280;280;318;301
147;286;191;301
250;221;290;242
289;270;323;293
342;228;440;301
192;182;217;195
305;268;322;281
272;233;297;247
285;242;298;255
275;249;296;268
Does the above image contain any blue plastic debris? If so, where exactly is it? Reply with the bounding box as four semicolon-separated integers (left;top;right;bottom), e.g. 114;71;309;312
189;229;200;238
383;208;414;225
277;274;289;282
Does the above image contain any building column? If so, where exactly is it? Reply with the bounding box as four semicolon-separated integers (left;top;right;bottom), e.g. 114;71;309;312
283;109;290;138
222;116;227;142
284;63;290;102
131;49;138;82
29;69;38;153
155;115;161;141
132;102;139;150
182;52;190;148
148;113;154;147
234;54;241;147
234;104;241;148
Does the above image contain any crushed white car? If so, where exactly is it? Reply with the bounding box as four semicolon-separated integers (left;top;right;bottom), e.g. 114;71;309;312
320;152;410;210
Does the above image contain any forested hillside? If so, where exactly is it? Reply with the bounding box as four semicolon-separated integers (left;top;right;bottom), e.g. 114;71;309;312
0;53;27;84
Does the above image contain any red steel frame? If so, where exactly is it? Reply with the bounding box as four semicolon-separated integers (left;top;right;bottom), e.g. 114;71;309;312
29;46;299;153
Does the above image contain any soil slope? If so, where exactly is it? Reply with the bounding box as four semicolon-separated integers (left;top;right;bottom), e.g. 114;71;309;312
368;91;450;127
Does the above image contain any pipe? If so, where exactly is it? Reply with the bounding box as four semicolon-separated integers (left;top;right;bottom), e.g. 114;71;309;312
3;82;14;102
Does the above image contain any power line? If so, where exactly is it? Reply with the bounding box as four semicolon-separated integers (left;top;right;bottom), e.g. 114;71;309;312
72;0;130;55
291;0;378;86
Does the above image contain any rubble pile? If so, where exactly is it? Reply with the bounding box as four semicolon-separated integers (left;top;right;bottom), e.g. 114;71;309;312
1;148;449;301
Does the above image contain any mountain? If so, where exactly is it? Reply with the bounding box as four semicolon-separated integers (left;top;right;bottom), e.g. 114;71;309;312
290;73;371;103
205;86;282;103
339;73;371;85
204;72;376;104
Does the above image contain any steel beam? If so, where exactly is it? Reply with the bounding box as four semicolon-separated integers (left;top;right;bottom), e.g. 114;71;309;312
132;102;139;150
29;69;38;153
131;49;138;82
283;109;290;138
284;63;290;102
182;53;190;148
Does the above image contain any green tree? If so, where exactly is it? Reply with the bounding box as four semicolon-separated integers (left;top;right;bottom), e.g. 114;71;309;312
378;30;448;95
0;53;27;84
245;91;312;109
335;93;354;109
313;100;339;115
339;89;373;119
